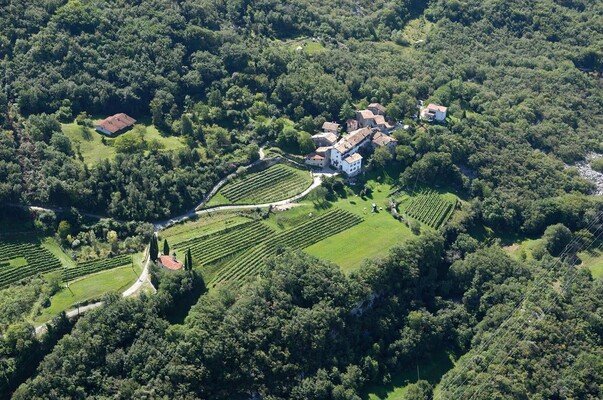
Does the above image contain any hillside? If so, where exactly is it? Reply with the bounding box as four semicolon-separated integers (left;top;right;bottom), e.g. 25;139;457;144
1;0;603;399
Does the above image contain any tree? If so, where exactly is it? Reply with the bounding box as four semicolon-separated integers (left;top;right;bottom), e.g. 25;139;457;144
297;131;316;154
403;380;433;400
27;113;61;142
186;248;193;271
57;221;71;242
339;101;355;120
181;114;194;136
114;132;145;154
149;235;158;262
544;223;573;256
163;239;170;256
371;146;393;167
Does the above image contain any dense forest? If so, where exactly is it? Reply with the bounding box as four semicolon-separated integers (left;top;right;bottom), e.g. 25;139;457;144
1;0;603;398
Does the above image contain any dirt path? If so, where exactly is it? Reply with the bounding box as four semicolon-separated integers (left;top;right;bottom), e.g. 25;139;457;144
31;149;336;335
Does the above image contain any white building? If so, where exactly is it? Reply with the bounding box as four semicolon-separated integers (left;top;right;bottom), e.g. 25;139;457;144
329;127;372;170
341;153;363;176
425;104;447;121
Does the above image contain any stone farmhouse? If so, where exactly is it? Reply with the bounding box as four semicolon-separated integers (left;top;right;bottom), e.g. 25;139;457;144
95;113;136;136
422;103;447;122
305;103;398;176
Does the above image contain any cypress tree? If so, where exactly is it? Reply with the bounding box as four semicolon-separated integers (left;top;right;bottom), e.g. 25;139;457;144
186;248;193;271
163;239;170;256
150;235;158;261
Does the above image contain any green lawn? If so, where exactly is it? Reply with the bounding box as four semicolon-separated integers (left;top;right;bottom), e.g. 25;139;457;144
363;351;454;400
63;120;186;165
8;257;27;267
578;247;603;278
41;236;76;268
63;122;117;165
145;124;186;151
305;182;414;273
34;263;142;324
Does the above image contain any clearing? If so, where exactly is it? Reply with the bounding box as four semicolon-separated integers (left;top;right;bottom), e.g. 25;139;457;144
34;261;143;325
62;120;187;165
306;183;458;272
362;351;454;400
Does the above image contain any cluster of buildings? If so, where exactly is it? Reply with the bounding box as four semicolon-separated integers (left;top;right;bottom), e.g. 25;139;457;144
304;103;398;176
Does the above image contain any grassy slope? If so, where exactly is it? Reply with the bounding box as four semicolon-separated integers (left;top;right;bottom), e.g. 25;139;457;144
41;236;77;268
305;182;414;272
579;248;603;278
62;121;186;165
33;254;144;324
363;351;454;400
63;122;116;165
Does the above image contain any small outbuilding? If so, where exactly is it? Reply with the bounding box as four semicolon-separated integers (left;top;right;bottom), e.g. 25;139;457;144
158;253;183;271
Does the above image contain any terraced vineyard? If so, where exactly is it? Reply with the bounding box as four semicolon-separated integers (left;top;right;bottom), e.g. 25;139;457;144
63;254;132;281
404;191;456;229
219;164;312;204
0;235;62;288
173;221;275;266
210;209;363;288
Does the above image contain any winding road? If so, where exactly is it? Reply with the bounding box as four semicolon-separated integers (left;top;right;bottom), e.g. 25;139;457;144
32;148;336;335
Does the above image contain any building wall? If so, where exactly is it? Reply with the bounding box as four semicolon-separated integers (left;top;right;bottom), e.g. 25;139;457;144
305;158;325;168
95;126;112;136
342;159;362;176
435;110;446;121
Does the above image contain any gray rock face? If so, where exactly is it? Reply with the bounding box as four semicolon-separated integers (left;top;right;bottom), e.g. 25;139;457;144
573;153;603;195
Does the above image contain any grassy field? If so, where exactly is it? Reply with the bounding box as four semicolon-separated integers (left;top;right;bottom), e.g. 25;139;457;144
284;37;326;54
306;183;458;272
63;122;116;165
363;351;454;400
579;247;603;278
34;262;142;324
305;182;414;272
62;120;187;165
206;164;313;206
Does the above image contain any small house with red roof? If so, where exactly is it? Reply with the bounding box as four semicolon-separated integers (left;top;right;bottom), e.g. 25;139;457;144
158;253;183;271
95;113;136;136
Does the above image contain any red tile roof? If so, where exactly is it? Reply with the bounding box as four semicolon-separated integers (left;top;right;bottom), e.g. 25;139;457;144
95;113;136;135
159;255;183;271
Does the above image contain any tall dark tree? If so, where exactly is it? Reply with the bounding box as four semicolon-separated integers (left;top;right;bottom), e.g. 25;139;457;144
149;235;158;261
163;239;170;256
186;248;193;271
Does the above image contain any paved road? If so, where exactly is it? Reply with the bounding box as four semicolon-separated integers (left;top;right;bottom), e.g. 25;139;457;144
30;148;336;336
